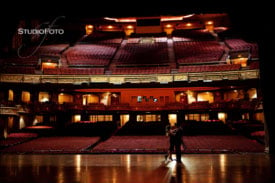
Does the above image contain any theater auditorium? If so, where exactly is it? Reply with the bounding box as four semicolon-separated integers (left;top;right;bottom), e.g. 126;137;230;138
0;5;274;183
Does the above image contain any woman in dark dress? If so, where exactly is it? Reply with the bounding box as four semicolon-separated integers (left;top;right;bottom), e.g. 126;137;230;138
165;123;185;163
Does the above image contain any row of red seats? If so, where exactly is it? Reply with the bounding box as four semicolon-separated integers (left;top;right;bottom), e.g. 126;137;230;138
2;44;69;66
172;29;215;40
64;44;118;66
174;41;224;54
38;44;69;56
174;41;225;64
4;56;39;66
66;57;110;66
249;61;259;69
178;64;241;73
184;135;264;153
43;67;105;75
17;44;68;57
0;133;38;148
114;42;169;65
3;63;243;75
1;137;100;153
111;66;171;74
91;38;123;45
225;39;259;58
2;66;36;74
92;136;169;153
65;44;118;55
225;39;252;50
177;53;224;64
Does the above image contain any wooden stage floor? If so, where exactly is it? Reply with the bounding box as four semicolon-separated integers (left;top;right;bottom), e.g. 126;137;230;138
0;153;274;183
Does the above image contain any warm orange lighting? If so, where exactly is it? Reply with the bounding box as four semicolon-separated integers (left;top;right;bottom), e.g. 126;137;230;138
126;25;134;29
231;57;248;67
124;25;135;36
85;24;94;35
205;21;214;32
163;24;174;35
118;18;136;22
42;62;57;69
206;21;214;25
186;23;192;27
44;62;52;66
107;25;113;29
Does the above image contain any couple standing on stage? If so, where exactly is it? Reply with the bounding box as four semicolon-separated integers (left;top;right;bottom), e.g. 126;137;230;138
165;123;186;163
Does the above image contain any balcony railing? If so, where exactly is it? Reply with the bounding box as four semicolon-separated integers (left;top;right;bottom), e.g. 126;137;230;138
0;69;259;85
1;99;259;114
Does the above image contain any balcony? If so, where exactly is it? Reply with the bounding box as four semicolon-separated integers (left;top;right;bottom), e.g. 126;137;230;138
8;100;259;114
0;69;259;85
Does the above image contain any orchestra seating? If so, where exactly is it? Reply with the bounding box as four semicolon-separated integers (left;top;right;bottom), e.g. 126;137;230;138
0;136;100;153
92;136;169;153
230;120;264;138
183;135;264;153
250;130;265;144
0;133;38;150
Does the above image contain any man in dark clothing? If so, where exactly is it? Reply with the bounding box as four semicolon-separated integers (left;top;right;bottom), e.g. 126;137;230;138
174;124;184;163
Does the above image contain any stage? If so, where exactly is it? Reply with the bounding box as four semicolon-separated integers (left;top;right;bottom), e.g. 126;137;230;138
0;153;274;183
